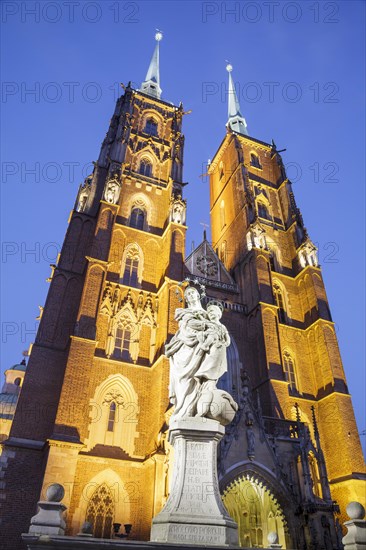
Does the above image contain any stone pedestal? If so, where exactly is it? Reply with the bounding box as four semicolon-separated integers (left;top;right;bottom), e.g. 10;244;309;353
29;501;67;535
343;502;366;550
28;483;67;536
150;417;238;547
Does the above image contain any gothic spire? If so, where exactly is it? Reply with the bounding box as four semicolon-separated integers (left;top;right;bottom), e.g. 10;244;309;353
226;63;248;136
140;31;163;99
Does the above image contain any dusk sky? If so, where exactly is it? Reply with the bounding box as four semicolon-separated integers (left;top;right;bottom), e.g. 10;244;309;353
1;1;365;452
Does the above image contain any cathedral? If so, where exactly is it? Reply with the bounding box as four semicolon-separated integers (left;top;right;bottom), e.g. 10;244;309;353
1;34;365;550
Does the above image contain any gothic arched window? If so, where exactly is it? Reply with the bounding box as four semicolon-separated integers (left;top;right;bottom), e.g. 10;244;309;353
283;351;297;390
220;241;227;264
86;484;114;539
114;325;132;360
144;118;158;136
220;200;226;229
107;402;117;432
122;258;139;287
139;159;152;177
250;153;262;169
273;283;287;323
258;202;269;220
121;244;143;288
129;207;145;230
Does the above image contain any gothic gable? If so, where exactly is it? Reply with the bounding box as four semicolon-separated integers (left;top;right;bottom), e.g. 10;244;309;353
185;237;235;285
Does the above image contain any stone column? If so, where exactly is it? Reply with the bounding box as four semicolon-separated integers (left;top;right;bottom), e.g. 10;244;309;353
150;417;238;547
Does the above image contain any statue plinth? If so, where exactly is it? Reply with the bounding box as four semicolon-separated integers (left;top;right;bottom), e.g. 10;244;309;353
150;417;239;547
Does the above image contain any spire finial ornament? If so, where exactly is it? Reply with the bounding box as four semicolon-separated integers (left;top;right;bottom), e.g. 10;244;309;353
226;62;249;136
140;32;163;99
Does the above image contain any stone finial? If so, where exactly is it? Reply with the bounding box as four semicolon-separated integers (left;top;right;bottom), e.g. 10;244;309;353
29;483;67;536
347;502;366;520
46;483;64;502
268;530;282;548
343;501;366;550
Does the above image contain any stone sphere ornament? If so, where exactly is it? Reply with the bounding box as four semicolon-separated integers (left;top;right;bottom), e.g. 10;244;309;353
346;501;365;520
46;483;65;503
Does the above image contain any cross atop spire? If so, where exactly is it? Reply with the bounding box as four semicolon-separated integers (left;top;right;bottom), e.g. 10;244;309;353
226;63;248;136
140;31;163;99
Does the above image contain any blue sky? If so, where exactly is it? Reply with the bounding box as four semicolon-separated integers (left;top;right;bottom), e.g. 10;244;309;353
1;1;365;452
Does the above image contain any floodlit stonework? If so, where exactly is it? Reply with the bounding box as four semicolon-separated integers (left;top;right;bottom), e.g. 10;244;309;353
1;37;365;550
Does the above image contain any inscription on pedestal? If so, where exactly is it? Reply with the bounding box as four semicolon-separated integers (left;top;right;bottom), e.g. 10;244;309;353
169;524;225;544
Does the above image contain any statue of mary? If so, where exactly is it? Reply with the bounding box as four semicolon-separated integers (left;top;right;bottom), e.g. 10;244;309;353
165;286;237;424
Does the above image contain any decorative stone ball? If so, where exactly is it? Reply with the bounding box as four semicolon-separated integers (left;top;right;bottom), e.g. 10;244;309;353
267;531;279;544
46;483;65;503
346;501;365;520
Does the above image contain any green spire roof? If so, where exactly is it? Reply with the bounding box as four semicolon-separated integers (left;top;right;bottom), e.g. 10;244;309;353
226;64;248;136
140;32;163;99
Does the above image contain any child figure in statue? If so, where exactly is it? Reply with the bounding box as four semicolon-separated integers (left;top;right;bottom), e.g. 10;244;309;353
196;303;230;353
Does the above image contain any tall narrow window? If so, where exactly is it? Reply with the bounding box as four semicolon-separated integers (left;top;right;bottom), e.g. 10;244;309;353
107;402;116;432
139;159;152;177
130;207;145;230
220;200;226;229
86;484;114;539
220;241;227;264
144;118;158;136
250;153;262;168
114;326;132;360
269;252;276;271
273;283;286;323
283;351;297;390
258;202;269;220
122;258;139;287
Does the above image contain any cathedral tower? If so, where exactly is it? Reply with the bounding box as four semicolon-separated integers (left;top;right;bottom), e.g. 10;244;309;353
207;64;365;522
0;34;187;548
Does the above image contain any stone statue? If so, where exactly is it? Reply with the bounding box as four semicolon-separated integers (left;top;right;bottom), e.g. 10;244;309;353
165;287;238;424
104;179;120;204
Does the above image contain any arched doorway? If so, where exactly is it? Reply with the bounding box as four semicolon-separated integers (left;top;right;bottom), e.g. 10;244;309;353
222;474;288;548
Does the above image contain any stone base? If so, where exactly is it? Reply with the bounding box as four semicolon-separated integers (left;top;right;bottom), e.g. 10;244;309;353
22;533;269;549
150;418;239;547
